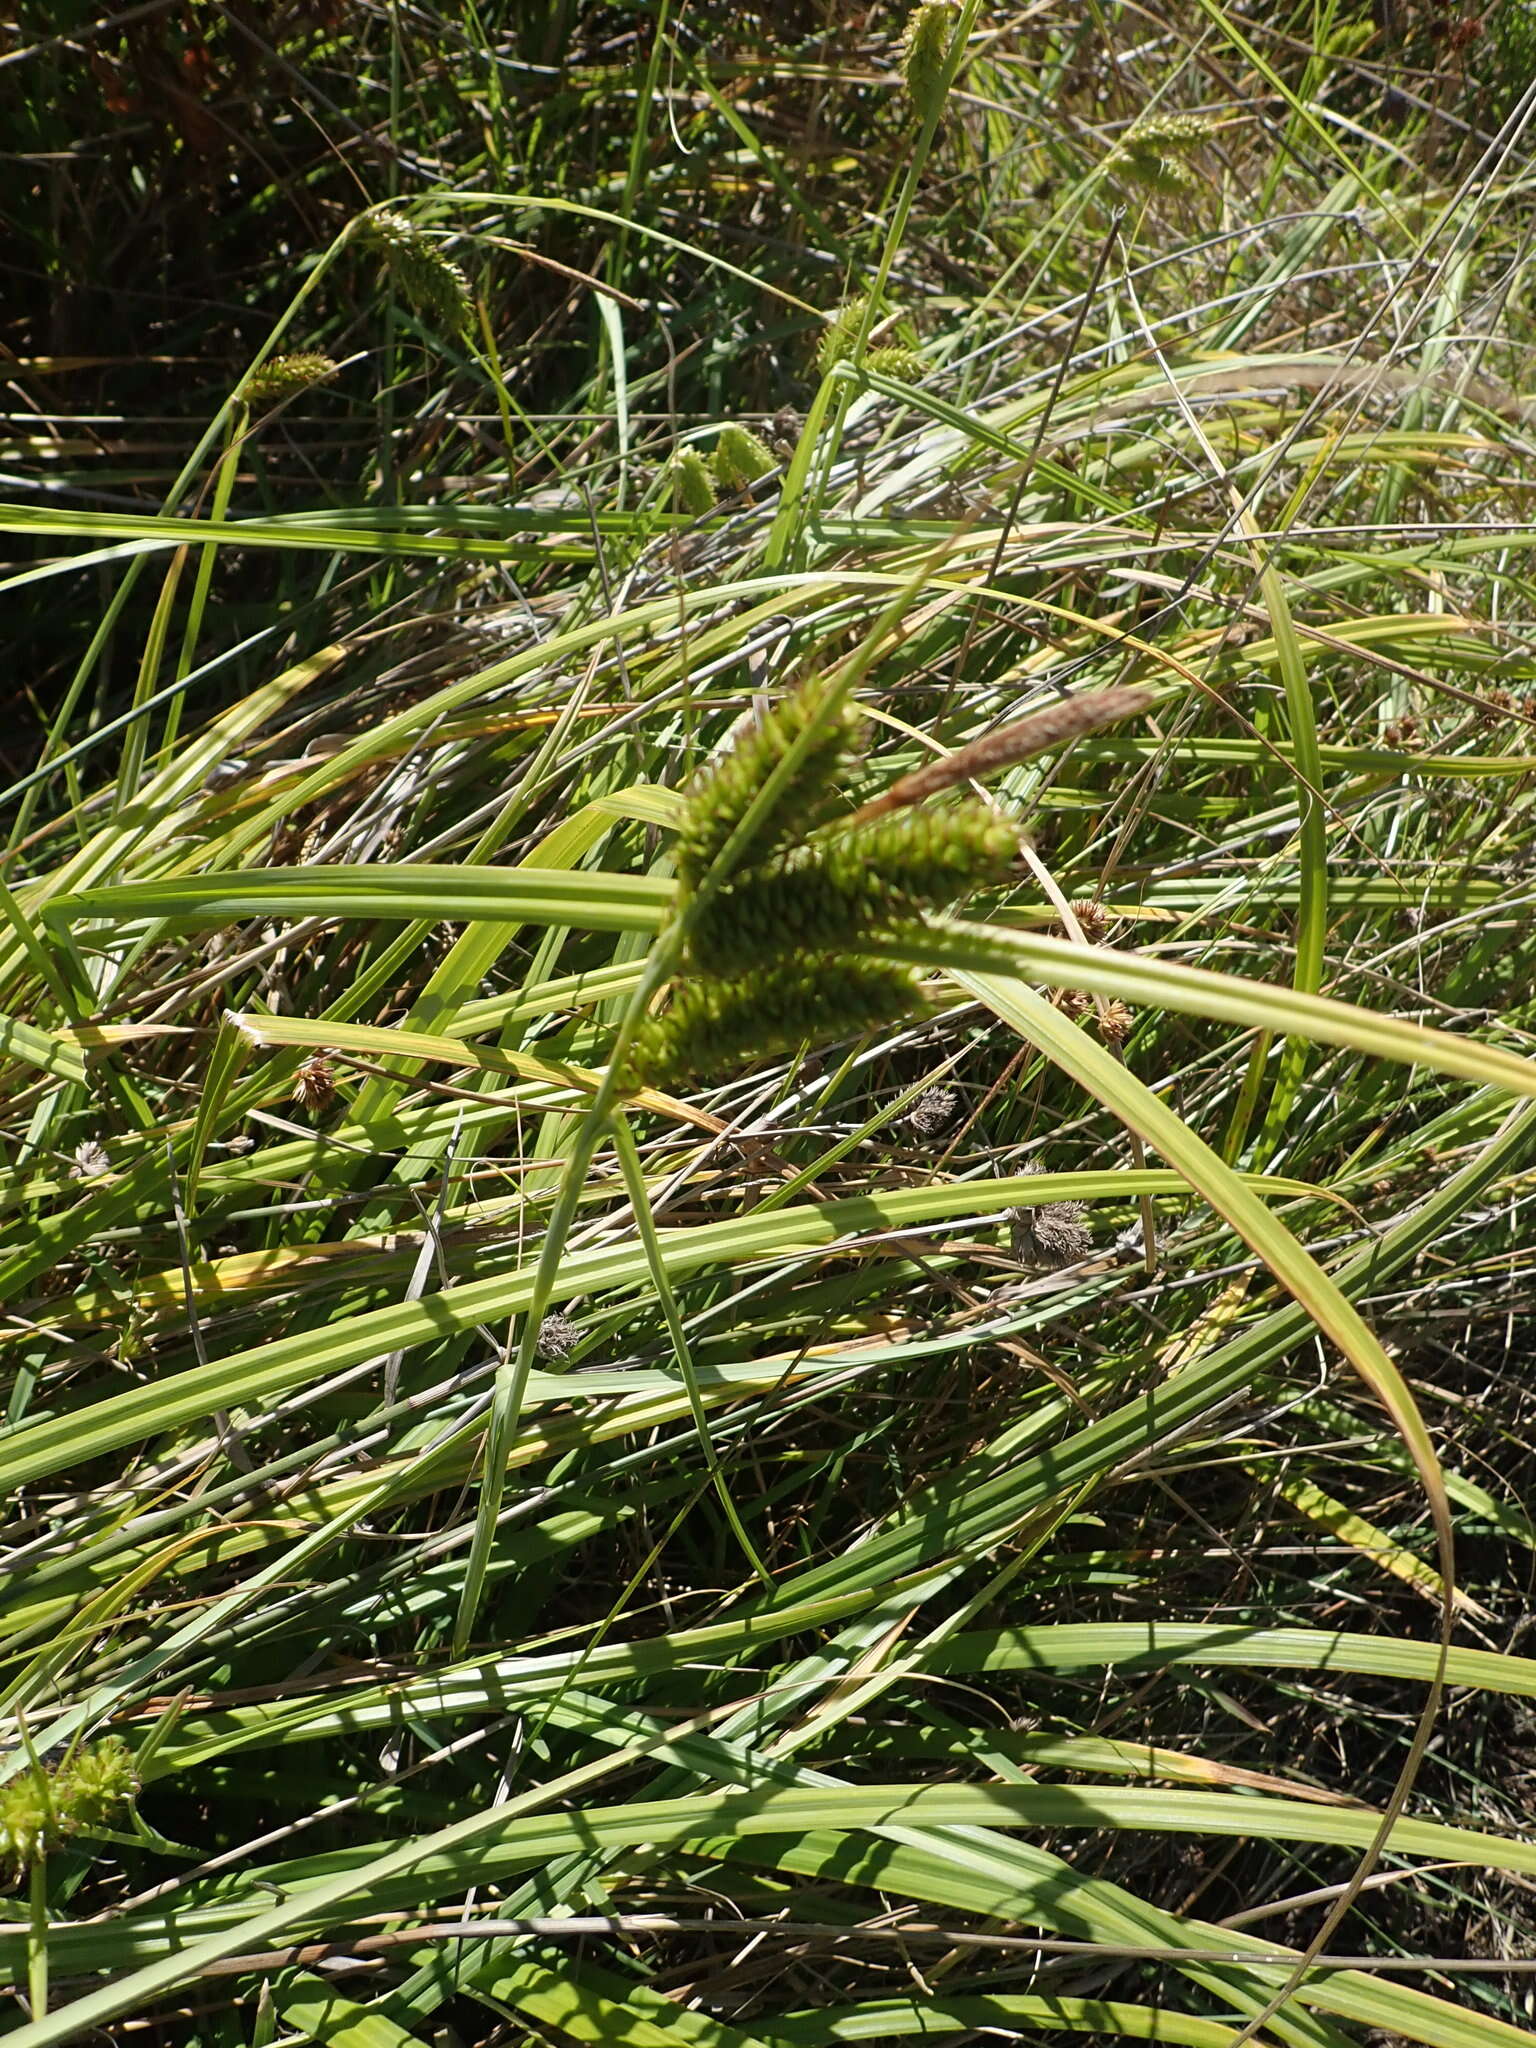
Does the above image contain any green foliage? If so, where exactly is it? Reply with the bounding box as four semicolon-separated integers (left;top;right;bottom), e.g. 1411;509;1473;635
1492;0;1536;111
7;6;1536;2045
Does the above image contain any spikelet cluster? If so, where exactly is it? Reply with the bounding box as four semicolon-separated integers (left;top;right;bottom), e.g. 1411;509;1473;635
625;678;1022;1087
907;1084;957;1137
1108;111;1214;196
622;960;920;1090
666;447;717;516
357;213;473;334
865;344;925;383
818;293;875;376
243;353;338;407
0;1738;138;1878
901;2;959;119
712;424;777;493
689;804;1017;974
818;295;923;383
674;679;863;887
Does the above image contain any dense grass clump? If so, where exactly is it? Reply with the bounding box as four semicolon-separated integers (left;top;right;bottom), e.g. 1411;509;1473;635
5;5;1536;2047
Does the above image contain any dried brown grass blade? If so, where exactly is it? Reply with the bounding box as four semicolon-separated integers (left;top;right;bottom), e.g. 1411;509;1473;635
851;687;1155;823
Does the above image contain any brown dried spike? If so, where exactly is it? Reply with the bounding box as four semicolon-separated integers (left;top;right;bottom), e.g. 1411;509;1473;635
851;687;1155;824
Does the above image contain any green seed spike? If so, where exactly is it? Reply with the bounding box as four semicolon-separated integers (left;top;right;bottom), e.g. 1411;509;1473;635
242;353;338;407
674;677;863;888
621;958;923;1089
900;2;959;120
1109;111;1214;196
818;292;875;376
357;213;473;335
0;1769;55;1875
711;423;777;493
689;803;1018;974
667;447;718;515
865;345;925;382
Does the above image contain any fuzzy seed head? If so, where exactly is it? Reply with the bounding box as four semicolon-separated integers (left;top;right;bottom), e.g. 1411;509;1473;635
57;1738;138;1833
536;1311;582;1360
818;294;875;376
675;678;863;888
1109;111;1215;196
1095;998;1134;1045
688;802;1017;974
1;1738;138;1877
70;1138;111;1180
292;1054;337;1112
907;1084;957;1137
1068;900;1110;943
865;344;926;382
711;424;777;494
901;2;959;119
243;353;338;408
621;958;922;1089
667;447;717;516
358;213;473;335
1008;1166;1093;1270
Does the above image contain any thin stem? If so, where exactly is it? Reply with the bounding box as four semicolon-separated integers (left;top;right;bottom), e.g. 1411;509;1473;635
27;1859;47;2020
611;1107;772;1586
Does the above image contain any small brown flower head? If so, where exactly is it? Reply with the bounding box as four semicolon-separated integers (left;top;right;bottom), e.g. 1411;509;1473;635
1383;714;1420;751
907;1084;957;1138
242;353;338;409
1053;986;1093;1020
1477;687;1514;724
1095;998;1134;1045
536;1311;582;1361
769;405;803;454
1008;1166;1093;1270
292;1054;337;1113
1067;899;1109;943
70;1138;111;1181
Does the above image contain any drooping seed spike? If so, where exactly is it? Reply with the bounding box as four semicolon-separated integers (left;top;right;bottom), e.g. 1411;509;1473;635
620;958;922;1088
